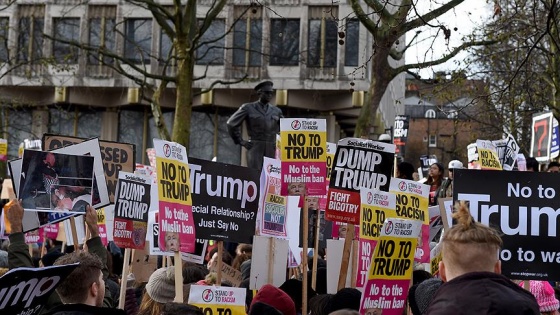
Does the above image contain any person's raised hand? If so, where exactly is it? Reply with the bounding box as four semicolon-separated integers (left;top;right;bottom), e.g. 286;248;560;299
84;205;99;238
6;199;24;233
241;140;254;150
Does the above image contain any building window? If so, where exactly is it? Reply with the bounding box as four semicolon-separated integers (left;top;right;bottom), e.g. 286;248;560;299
53;18;80;64
233;6;262;67
0;18;9;62
17;5;45;63
429;134;437;148
308;6;338;68
425;109;436;119
196;19;225;65
88;6;116;65
344;19;359;67
270;19;299;66
124;19;152;64
159;20;173;65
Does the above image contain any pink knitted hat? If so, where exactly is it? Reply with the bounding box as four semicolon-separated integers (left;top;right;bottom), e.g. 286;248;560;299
522;281;559;312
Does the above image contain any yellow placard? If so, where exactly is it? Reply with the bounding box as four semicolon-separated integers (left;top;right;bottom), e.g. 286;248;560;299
156;156;192;204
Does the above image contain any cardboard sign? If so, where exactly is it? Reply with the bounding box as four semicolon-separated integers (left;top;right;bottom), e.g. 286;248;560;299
326;138;395;224
19;150;94;212
326;238;357;294
209;261;243;287
154;139;195;253
493;133;520;171
147;210;208;264
42;134;135;203
393;115;409;156
389;178;430;263
190;158;260;243
360;219;421;315
454;169;560;280
530;112;554;162
189;285;246;315
0;264;78;315
113;172;151;249
249;235;289;290
358;189;397;288
258;158;287;238
280;118;328;196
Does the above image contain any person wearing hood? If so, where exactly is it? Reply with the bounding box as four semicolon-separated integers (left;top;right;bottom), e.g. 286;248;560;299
424;202;539;314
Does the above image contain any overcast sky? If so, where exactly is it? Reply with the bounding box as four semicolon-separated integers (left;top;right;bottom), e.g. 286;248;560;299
405;0;492;79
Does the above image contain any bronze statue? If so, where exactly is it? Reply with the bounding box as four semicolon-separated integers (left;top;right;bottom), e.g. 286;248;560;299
227;81;284;170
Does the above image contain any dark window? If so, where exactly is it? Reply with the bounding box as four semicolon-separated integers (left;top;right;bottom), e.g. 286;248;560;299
196;19;225;65
18;16;44;63
88;17;115;64
345;19;359;67
124;19;152;64
0;18;9;62
232;18;262;66
159;20;173;64
53;18;80;64
308;18;337;67
270;19;299;66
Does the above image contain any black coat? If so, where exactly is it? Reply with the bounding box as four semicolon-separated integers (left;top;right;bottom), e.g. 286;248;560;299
425;272;539;315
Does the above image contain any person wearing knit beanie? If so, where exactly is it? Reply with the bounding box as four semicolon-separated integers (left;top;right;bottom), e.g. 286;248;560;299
327;288;361;313
519;281;560;314
250;284;296;315
145;266;176;303
408;278;443;315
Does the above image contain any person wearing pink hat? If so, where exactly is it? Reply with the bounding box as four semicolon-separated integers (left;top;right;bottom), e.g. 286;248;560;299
519;281;560;315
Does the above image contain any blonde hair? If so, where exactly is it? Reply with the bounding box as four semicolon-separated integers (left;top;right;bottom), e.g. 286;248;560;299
442;201;503;274
138;292;164;315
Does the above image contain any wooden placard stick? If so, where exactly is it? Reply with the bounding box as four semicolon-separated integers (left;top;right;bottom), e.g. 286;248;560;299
338;224;355;290
350;239;358;288
268;236;275;284
302;197;309;315
118;248;132;309
69;216;80;252
311;208;321;290
174;251;183;302
217;241;223;285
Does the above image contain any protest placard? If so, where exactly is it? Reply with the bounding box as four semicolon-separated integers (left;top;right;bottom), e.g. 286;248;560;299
393;115;409;157
43;135;134;203
25;228;43;244
326;142;336;180
493;133;520;171
552;117;560;159
530;112;554;162
286;197;302;266
326;238;357;294
389;178;430;263
430;242;443;276
19;150;94;220
147;210;208;264
280;118;327;197
360;218;421;315
249;235;289;290
131;243;158;283
43;223;59;240
97;208;108;246
190;158;259;243
258;157;287;238
64;215;85;246
210;261;243;287
188;285;246;315
357;189;397;288
428;205;443;243
154;139;195;253
113;172;151;249
0;263;78;315
454;169;560;280
476;139;502;170
326;138;395;225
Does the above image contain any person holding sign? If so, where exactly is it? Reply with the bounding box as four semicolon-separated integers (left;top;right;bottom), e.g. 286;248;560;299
227;81;284;171
424;202;539;314
425;163;444;206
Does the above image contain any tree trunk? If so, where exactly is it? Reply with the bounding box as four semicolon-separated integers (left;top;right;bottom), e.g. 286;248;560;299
354;51;393;138
172;39;195;147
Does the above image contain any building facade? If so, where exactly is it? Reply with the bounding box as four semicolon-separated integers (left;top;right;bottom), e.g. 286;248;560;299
0;0;405;165
402;75;489;170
